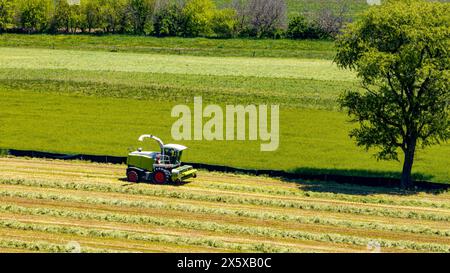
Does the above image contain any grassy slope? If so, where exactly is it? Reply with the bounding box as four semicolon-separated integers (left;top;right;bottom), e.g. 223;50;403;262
0;34;336;59
0;157;449;253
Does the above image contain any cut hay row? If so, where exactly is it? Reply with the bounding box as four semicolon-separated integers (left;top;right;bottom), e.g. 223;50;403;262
0;215;448;253
1;201;449;245
0;219;301;253
2;185;450;246
0;226;230;253
191;181;450;210
1;192;450;238
0;237;115;253
1;178;449;222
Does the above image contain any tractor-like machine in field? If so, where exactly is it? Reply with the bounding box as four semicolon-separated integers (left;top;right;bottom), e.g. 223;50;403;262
126;135;197;183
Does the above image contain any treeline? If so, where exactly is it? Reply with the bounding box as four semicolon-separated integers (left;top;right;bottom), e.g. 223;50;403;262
0;0;352;39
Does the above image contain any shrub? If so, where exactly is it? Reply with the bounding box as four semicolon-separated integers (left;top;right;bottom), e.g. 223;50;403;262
152;0;184;37
286;15;325;39
0;0;13;32
211;8;236;38
16;0;52;33
313;5;351;38
182;0;216;37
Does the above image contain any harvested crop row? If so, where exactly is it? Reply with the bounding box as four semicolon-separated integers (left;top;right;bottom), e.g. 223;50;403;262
0;237;114;253
2;192;450;239
0;219;304;253
2;178;449;222
0;225;229;253
2;199;450;246
3;180;450;234
0;217;447;253
191;180;450;210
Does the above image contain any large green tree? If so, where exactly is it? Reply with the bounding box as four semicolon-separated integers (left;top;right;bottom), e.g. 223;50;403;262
335;0;449;188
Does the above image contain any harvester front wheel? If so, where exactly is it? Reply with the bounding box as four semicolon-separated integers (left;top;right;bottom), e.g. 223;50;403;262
127;170;139;183
153;170;168;184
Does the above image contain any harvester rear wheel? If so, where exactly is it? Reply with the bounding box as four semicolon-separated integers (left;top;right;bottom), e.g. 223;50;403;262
127;170;139;183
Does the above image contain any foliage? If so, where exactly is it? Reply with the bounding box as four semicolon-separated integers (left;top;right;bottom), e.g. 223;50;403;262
313;2;351;38
15;0;52;33
127;0;155;35
211;8;236;38
335;0;450;187
152;0;184;36
100;0;129;33
286;15;324;39
0;0;375;39
81;0;102;32
182;0;216;37
0;0;13;32
50;0;71;33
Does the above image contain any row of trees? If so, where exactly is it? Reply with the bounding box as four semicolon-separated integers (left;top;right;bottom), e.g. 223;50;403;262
0;0;351;38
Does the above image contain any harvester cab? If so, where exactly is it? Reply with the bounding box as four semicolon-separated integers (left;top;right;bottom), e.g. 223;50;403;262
126;135;197;183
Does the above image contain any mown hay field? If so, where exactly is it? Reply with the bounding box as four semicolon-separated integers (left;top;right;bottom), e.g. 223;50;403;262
0;157;449;253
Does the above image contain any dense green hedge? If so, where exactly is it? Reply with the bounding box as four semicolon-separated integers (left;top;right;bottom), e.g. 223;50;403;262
0;0;343;39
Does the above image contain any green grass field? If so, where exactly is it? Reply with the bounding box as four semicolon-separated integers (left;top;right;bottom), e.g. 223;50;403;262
0;34;336;59
0;34;448;183
0;157;449;253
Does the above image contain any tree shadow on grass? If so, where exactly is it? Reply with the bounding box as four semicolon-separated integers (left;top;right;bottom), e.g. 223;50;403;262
282;167;448;196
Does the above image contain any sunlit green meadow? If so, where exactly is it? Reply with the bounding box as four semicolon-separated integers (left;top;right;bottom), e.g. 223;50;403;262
0;36;448;183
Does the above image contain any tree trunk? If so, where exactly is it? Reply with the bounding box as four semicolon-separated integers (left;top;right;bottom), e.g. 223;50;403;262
401;139;417;189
